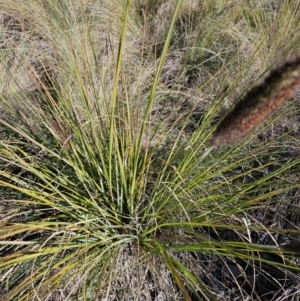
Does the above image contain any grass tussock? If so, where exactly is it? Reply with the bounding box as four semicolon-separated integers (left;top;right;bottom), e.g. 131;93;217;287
0;1;300;301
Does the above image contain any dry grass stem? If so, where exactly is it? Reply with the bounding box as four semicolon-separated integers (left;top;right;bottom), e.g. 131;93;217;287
16;107;35;133
211;54;300;147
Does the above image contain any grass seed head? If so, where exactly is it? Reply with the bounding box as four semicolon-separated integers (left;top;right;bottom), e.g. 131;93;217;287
211;54;300;147
49;118;72;148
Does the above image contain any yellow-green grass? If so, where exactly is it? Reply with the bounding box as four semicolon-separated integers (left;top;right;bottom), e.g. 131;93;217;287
0;0;300;300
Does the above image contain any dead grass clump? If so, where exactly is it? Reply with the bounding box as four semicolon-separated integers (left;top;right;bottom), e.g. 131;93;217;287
0;9;27;43
0;8;59;95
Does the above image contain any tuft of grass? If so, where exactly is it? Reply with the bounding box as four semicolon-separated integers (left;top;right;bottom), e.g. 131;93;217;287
0;1;300;300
